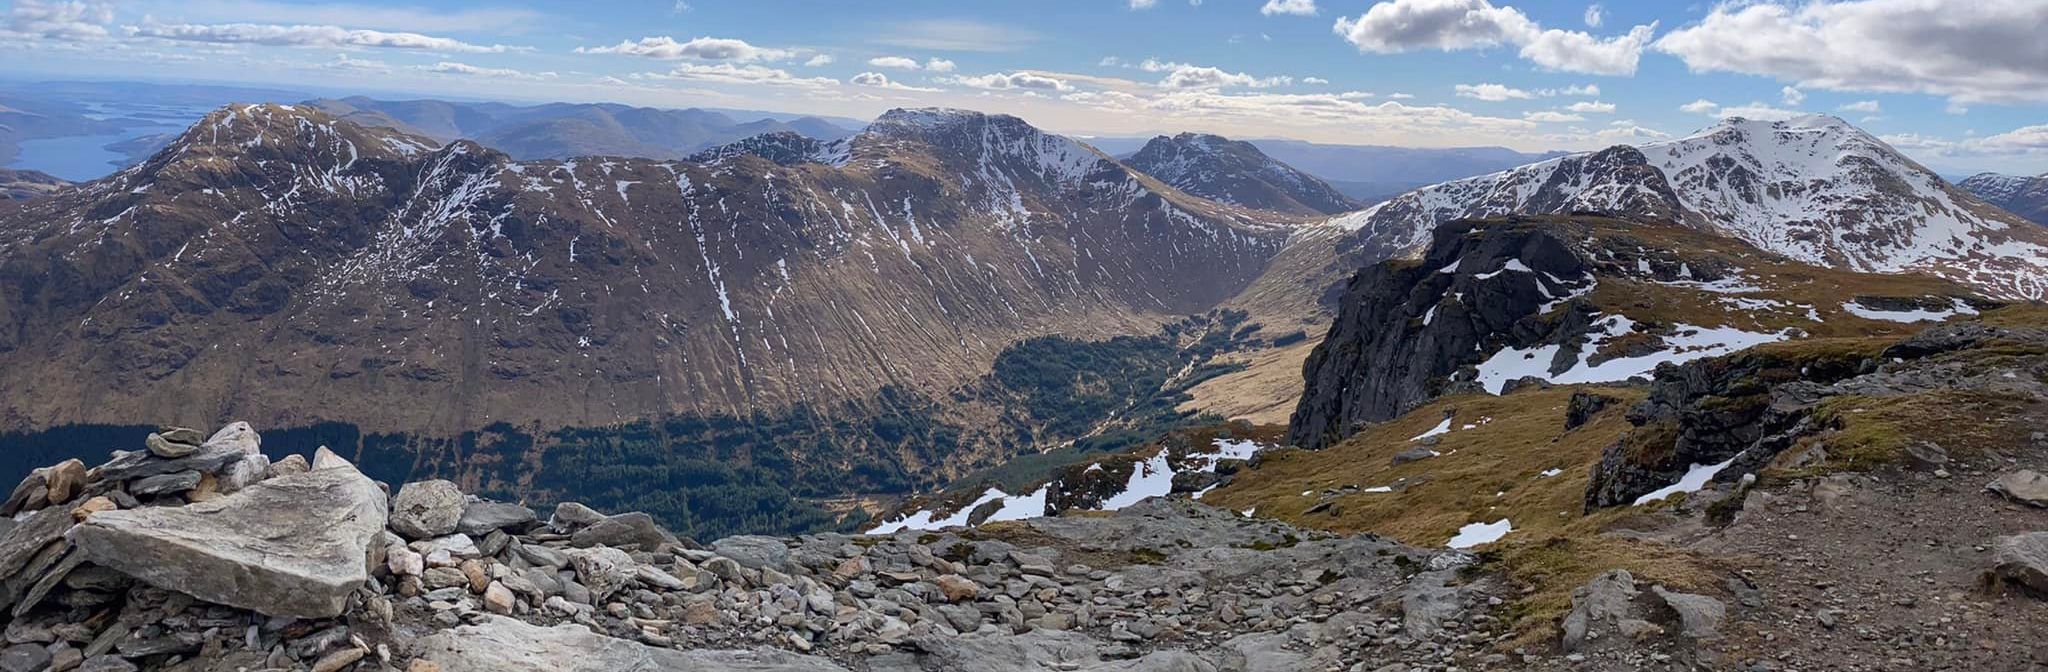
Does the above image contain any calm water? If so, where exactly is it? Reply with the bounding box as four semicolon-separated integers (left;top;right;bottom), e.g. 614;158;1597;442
10;130;151;181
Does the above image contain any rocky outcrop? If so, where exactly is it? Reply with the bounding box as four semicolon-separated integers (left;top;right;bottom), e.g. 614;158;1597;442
1288;218;1597;449
68;452;387;618
1560;570;1724;656
1959;171;2048;226
1989;532;2048;596
1586;323;2048;508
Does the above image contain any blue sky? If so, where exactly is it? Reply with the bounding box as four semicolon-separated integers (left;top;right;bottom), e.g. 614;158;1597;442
4;0;2046;173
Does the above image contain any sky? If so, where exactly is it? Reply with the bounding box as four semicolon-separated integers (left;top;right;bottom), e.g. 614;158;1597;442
4;0;2047;174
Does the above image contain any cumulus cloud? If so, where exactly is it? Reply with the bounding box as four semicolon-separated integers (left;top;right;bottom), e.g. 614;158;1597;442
926;58;956;72
1454;82;1532;101
850;71;941;92
1331;0;1657;75
127;21;525;53
804;54;833;67
1654;0;2048;104
419;61;557;81
946;71;1072;92
1524;110;1584;123
1678;99;1719;114
1839;100;1881;113
1139;59;1291;89
1260;0;1318;17
576;36;793;62
5;0;114;41
1302;76;1330;85
1714;101;1803;121
1780;86;1805;106
1583;4;1603;28
1130;0;1157;8
867;56;921;70
1565;100;1615;113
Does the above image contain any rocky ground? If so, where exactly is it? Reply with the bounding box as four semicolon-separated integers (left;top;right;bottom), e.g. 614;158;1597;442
0;422;1748;672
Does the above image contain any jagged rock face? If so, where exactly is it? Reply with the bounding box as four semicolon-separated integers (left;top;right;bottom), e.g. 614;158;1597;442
1960;171;2048;226
0;105;1291;435
1123;133;1361;216
1317;115;2048;300
687;131;848;167
1288;219;1593;450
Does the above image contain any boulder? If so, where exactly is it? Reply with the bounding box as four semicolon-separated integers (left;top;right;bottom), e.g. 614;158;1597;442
1987;470;2048;508
1561;570;1653;652
390;480;466;540
66;456;387;618
1650;585;1725;639
1990;532;2048;596
128;471;201;497
42;459;86;505
157;427;206;445
570;512;677;550
203;422;262;454
551;502;606;529
144;432;197;459
567;547;636;602
458;501;537;536
714;536;791;571
97;446;244;482
412;616;851;671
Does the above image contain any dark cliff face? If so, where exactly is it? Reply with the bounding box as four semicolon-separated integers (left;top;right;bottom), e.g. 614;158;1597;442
1286;218;1594;450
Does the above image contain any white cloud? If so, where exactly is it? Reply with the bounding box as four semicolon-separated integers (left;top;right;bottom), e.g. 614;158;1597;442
1524;110;1584;122
1541;84;1598;97
1302;76;1330;85
126;21;525;53
1715;101;1802;121
636;62;836;88
419;61;557;81
142;2;542;34
804;54;834;67
1880;124;2048;169
1780;85;1805;106
1141;59;1291;89
1679;98;1719;114
867;55;921;70
1331;0;1657;75
1130;0;1158;8
5;0;115;40
1655;0;2048;104
850;71;941;92
1838;100;1880;113
1454;82;1532;101
926;57;956;72
946;71;1072;92
1583;4;1603;28
576;36;794;62
1387;92;1415;99
1565;100;1615;113
1260;0;1318;17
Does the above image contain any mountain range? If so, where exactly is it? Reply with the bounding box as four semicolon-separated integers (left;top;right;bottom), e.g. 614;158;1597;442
1960;171;2048;226
4;103;2046;539
304;96;859;162
1319;115;2048;300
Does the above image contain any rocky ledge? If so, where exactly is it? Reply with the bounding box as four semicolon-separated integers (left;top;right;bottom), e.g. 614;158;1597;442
0;423;1758;672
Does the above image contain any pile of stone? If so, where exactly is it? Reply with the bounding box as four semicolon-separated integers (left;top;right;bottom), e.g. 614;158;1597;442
0;422;1723;671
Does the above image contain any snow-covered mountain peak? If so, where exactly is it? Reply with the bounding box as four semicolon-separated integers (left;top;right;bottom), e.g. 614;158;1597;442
1315;114;2048;299
1124;132;1360;216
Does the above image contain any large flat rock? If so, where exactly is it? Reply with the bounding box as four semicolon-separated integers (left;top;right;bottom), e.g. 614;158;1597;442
413;616;850;671
66;459;386;618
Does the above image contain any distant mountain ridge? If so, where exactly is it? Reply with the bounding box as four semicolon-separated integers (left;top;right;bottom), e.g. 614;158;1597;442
304;96;859;161
1317;115;2048;300
1959;171;2048;226
1123;133;1361;216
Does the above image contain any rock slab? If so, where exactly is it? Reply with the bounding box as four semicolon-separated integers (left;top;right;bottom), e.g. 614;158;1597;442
67;459;387;618
413;616;851;671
